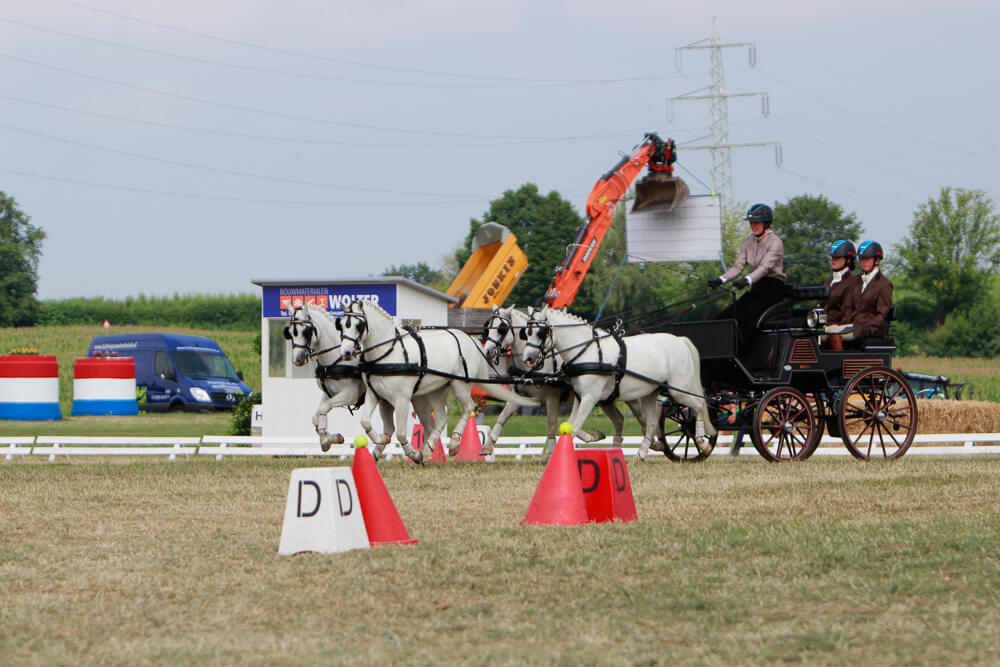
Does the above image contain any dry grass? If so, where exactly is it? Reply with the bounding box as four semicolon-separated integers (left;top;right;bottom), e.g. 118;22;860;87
2;457;999;665
917;399;1000;433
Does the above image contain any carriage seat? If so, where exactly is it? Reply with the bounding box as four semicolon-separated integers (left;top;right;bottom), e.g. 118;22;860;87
844;307;897;351
756;284;832;332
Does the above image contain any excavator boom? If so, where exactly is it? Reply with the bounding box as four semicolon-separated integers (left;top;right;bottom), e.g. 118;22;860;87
541;133;687;309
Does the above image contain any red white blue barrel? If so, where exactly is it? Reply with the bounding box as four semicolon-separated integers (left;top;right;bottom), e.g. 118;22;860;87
71;357;139;416
0;355;63;421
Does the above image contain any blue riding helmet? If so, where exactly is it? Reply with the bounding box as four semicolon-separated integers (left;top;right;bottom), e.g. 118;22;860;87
744;203;773;224
830;240;857;270
858;241;884;260
829;240;856;259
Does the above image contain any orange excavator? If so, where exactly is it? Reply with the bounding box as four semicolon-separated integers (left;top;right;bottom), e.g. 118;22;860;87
541;132;688;309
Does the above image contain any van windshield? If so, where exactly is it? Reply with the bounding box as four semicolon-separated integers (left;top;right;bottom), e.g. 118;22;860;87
173;350;240;381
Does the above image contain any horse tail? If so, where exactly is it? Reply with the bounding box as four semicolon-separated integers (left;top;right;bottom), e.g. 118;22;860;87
681;336;716;436
479;381;539;407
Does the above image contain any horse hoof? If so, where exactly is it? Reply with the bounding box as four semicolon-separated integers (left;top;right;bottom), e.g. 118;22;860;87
696;436;714;456
638;450;648;462
447;443;460;457
320;439;332;453
650;440;665;453
591;430;606;441
375;434;391;446
329;434;344;445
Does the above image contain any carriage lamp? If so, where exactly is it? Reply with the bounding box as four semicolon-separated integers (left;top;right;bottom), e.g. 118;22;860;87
806;309;828;329
190;387;213;402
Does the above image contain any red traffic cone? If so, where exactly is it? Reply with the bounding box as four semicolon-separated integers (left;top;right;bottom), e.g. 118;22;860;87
453;416;485;462
351;436;417;546
432;438;447;462
521;425;590;526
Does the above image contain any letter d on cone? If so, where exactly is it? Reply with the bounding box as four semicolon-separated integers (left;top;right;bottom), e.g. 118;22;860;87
521;423;589;526
351;436;418;546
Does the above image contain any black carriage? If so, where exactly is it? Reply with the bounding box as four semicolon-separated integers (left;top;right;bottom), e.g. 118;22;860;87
658;285;918;462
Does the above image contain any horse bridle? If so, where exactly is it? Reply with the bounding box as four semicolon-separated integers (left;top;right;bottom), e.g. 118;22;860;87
523;312;623;368
282;309;339;360
481;312;513;358
522;312;556;368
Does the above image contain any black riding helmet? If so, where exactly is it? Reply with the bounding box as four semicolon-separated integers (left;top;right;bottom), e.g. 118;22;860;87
829;240;857;270
858;240;884;261
744;203;773;224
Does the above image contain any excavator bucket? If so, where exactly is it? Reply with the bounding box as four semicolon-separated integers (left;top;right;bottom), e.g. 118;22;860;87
632;173;690;213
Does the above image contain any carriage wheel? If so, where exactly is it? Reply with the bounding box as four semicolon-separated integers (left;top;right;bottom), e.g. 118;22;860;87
838;367;917;460
659;403;717;462
750;387;817;462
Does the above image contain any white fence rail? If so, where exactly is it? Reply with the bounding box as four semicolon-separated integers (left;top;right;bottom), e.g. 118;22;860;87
4;433;1000;462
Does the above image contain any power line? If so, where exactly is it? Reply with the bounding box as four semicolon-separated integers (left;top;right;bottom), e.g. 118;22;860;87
4;18;675;90
51;0;677;86
0;93;645;148
755;67;998;162
0;121;494;197
0;51;605;141
0;166;484;206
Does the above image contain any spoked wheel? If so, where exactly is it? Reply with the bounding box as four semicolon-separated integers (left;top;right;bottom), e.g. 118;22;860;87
751;387;818;462
838;367;918;459
659;403;717;462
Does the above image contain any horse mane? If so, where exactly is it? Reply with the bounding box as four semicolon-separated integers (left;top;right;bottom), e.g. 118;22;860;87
356;299;394;323
305;302;339;329
545;307;608;335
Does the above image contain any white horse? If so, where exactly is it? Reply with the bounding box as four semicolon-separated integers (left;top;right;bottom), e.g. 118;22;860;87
284;304;397;451
481;305;625;462
337;299;535;464
520;306;715;461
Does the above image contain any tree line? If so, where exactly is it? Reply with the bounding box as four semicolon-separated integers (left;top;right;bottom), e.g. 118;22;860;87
386;184;1000;357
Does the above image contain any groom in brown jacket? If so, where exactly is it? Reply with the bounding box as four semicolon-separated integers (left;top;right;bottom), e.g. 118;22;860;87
825;240;893;343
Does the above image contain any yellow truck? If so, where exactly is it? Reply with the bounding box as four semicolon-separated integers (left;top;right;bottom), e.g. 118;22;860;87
446;222;529;309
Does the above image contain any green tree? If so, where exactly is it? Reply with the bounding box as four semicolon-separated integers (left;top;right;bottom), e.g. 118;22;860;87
892;187;1000;324
0;192;46;327
381;262;449;292
456;184;584;308
771;194;863;288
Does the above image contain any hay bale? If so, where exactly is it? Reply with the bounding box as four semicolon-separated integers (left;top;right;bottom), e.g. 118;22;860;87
916;399;1000;433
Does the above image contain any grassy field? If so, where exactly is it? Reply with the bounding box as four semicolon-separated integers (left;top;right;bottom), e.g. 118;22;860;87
1;457;998;664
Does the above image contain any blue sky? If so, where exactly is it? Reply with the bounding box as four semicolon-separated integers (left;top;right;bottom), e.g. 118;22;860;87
3;0;998;300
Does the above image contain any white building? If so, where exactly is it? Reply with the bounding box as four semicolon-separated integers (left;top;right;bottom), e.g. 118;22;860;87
251;277;456;438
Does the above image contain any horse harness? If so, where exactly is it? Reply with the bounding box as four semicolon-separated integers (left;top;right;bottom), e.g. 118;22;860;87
484;311;566;391
524;314;629;402
283;311;368;409
352;322;472;396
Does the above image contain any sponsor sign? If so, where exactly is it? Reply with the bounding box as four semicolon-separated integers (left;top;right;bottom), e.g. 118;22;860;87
262;284;397;318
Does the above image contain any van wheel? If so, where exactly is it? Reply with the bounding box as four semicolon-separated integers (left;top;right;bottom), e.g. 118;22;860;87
169;402;186;413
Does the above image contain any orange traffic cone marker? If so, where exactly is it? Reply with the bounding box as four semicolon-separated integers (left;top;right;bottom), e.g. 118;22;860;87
521;423;590;526
431;438;447;462
453;416;485;462
351;436;418;546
